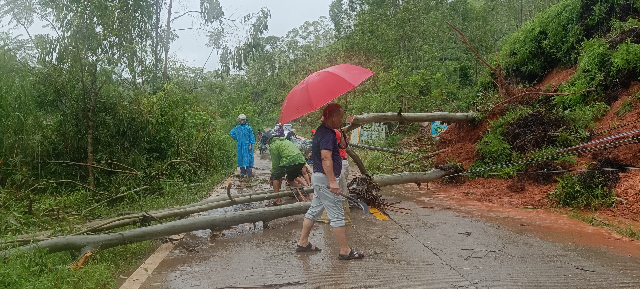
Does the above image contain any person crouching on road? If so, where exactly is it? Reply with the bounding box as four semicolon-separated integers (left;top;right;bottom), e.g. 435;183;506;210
230;114;255;177
264;131;309;205
296;103;364;260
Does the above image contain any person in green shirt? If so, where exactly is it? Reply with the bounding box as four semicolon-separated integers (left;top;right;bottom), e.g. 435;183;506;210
265;131;309;205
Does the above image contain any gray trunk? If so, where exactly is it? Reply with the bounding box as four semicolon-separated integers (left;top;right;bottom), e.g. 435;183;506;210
374;170;448;187
5;203;311;256
344;112;477;132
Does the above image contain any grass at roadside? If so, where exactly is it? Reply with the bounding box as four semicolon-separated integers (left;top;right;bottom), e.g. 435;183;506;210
562;209;640;241
0;169;232;289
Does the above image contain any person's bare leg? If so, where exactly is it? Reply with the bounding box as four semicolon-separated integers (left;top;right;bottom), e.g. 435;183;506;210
302;168;311;187
294;177;308;188
288;179;306;201
332;226;351;255
273;179;282;204
297;218;316;247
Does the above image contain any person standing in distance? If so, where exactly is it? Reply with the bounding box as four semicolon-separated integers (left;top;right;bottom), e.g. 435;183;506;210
230;114;255;177
295;103;364;260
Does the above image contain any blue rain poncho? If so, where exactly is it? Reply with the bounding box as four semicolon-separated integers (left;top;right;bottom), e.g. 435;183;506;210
230;121;255;168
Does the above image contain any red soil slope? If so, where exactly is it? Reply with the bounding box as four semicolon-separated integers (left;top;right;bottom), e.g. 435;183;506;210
429;69;640;222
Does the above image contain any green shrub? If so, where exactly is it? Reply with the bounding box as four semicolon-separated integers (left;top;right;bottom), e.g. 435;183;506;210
612;41;640;74
499;0;583;82
500;0;639;83
611;18;640;36
556;39;612;109
547;172;617;209
474;107;532;167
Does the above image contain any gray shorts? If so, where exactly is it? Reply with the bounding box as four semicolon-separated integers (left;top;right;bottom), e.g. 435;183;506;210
305;172;345;227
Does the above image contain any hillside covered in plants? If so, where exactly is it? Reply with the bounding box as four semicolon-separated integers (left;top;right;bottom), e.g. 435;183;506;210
431;0;640;227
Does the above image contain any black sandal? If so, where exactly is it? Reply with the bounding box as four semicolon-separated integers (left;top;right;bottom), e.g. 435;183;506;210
338;248;364;260
296;243;322;252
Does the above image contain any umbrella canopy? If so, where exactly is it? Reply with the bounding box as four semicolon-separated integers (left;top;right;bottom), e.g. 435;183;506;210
278;64;375;124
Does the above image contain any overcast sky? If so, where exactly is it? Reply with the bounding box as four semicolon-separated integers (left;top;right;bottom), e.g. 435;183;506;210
174;0;333;70
1;0;333;71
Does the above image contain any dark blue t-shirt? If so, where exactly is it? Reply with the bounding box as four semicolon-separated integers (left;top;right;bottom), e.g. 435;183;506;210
312;122;342;178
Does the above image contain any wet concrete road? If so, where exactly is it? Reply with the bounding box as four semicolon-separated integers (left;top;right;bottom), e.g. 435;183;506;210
138;153;640;288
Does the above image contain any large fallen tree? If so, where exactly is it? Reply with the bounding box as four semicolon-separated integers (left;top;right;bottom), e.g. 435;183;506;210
3;167;448;255
343;112;477;132
5;188;309;246
2;203;312;257
372;170;448;187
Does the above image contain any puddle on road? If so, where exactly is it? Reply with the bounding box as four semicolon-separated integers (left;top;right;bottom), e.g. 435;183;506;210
379;183;640;258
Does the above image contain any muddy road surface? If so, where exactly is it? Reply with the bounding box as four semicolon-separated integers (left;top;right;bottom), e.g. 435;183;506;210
135;153;640;289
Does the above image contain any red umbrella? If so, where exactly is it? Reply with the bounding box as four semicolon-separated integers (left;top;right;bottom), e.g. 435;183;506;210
278;64;375;124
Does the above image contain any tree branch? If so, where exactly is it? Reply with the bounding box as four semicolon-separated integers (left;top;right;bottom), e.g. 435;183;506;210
389;149;447;170
0;180;101;210
348;143;407;154
446;22;496;73
48;161;139;174
163;159;198;173
493;88;596;109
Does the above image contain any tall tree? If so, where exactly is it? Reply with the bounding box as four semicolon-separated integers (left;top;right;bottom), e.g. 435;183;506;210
1;0;155;188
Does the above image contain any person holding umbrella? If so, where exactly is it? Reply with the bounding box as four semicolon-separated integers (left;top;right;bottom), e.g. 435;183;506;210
230;114;255;177
296;103;364;260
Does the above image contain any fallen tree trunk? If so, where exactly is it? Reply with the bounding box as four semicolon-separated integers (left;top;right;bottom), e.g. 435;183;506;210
4;171;451;255
76;190;297;233
8;188;311;245
3;203;311;257
373;170;448;187
349;143;406;154
346;148;369;175
344;112;477;133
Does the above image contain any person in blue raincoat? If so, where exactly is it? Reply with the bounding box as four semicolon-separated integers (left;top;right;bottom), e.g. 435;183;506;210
230;114;255;177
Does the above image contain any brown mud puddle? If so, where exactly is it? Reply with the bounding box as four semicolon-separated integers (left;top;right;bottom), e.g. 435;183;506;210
385;183;640;258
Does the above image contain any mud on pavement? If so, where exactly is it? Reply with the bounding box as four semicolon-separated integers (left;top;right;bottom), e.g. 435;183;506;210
133;153;640;289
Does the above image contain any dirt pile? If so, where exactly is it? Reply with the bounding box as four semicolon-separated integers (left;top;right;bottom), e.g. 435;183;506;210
585;81;640;221
433;121;486;169
535;67;577;90
428;69;640;222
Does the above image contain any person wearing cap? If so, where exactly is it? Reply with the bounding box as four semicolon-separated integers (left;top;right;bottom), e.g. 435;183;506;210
263;130;308;205
230;114;255;177
296;103;364;260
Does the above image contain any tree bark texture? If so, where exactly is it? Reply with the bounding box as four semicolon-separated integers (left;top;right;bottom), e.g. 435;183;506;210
346;148;368;175
5;203;311;256
87;63;98;189
87;190;296;232
163;0;173;82
11;189;307;243
343;112;477;133
4;170;451;254
373;170;448;187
